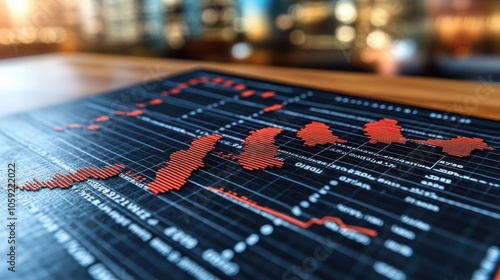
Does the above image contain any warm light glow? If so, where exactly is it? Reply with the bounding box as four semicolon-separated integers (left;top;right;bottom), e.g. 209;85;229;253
17;26;37;44
434;15;487;55
202;8;219;25
370;8;390;27
241;1;270;42
490;14;500;34
292;2;331;24
38;27;57;44
335;0;357;24
276;14;293;30
366;30;391;49
336;25;356;42
165;23;185;49
6;0;30;17
0;29;16;45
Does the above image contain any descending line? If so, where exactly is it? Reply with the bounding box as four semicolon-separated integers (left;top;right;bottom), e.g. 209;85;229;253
206;186;378;237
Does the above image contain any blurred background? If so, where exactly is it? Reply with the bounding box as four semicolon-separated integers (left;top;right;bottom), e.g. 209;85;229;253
0;0;499;81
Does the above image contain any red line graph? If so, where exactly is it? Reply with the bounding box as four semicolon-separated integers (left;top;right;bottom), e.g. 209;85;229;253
54;75;278;134
263;104;284;113
238;127;284;171
241;90;256;98
364;118;407;145
67;124;82;129
147;134;222;194
217;152;239;161
261;91;276;98
87;124;100;131
94;115;110;123
17;164;126;191
207;187;378;237
136;98;164;109
223;80;235;87
297;121;347;147
413;137;494;157
234;84;247;90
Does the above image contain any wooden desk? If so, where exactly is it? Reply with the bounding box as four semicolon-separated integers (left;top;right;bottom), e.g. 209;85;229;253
1;53;499;120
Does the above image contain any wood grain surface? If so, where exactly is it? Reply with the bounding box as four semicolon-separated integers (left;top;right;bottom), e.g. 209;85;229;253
0;53;498;120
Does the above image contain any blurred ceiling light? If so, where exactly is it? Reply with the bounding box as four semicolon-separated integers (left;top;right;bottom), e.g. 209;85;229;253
276;14;293;30
335;25;356;42
164;0;181;5
490;14;500;34
370;8;390;27
6;0;29;17
231;42;253;60
0;29;16;45
166;23;185;49
202;8;220;25
84;20;104;35
168;37;185;49
294;2;331;24
18;26;37;44
366;30;391;49
241;1;269;42
335;0;357;24
290;29;306;45
38;27;57;44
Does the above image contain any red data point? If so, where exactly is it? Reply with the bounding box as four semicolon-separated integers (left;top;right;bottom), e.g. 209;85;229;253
149;98;164;105
147;134;223;194
241;90;256;98
126;110;143;117
94;115;110;123
170;88;182;94
413;136;494;157
261;91;276;98
188;79;200;85
223;80;235;87
234;84;246;90
17;164;125;191
297;121;347;147
238;127;284;171
363;118;407;145
213;77;224;84
67;124;82;129
87;125;100;131
263;104;283;113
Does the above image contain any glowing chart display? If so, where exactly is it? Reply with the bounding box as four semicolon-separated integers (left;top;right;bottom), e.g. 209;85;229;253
1;69;499;280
